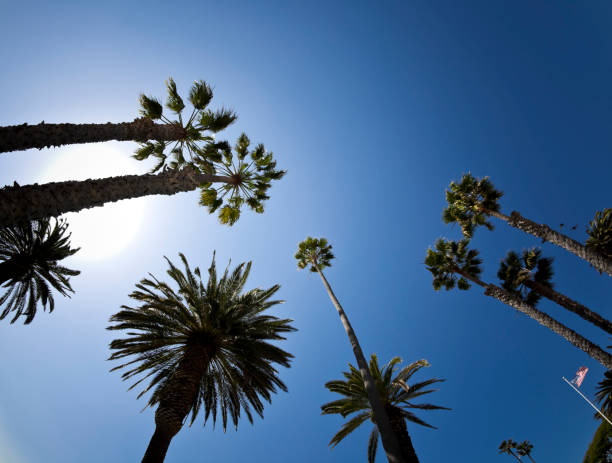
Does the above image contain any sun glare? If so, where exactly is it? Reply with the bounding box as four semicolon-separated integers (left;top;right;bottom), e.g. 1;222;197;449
37;143;149;261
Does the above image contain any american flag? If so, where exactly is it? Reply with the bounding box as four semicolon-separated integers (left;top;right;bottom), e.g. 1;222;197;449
570;366;589;387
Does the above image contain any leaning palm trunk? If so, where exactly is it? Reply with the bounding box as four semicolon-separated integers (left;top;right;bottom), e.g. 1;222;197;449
315;264;405;463
385;405;419;463
522;279;612;335
483;208;612;277
142;345;209;463
0;167;231;228
0;119;186;153
455;269;612;370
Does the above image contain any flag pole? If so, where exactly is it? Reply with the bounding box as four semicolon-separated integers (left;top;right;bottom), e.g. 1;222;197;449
562;376;612;426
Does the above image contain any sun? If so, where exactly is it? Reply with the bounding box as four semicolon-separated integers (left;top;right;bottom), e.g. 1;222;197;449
37;143;149;261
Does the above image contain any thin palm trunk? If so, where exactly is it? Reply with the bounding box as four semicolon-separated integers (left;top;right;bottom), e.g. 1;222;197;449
386;405;419;463
0;119;186;153
523;278;612;335
142;344;209;463
525;455;536;463
314;264;405;463
455;269;612;370
508;450;523;462
0;167;232;228
483;208;612;277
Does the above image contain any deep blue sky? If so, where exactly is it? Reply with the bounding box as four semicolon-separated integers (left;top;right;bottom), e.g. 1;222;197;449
1;1;611;462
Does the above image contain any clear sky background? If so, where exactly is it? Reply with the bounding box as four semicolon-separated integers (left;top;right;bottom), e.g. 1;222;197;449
1;1;611;462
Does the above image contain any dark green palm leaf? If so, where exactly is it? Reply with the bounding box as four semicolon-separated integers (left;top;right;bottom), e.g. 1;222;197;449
108;253;296;431
0;217;80;324
321;354;448;459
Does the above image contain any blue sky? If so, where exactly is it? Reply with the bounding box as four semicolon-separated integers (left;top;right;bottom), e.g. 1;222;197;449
1;1;611;461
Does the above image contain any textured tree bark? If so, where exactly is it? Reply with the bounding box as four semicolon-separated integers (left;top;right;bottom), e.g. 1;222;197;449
483;208;612;277
484;284;612;370
0;119;186;153
385;405;419;463
0;167;232;228
454;268;612;369
141;344;209;463
315;264;405;463
523;279;612;335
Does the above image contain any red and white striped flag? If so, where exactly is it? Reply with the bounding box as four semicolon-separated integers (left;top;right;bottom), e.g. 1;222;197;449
570;366;589;387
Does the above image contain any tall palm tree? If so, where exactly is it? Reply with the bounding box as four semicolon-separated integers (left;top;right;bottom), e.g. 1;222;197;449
295;237;405;463
425;238;612;369
0;133;284;228
0;78;236;156
442;173;612;276
0;217;79;324
321;355;449;463
583;420;612;463
515;441;536;462
498;248;612;334
499;439;522;461
587;208;611;260
108;253;296;463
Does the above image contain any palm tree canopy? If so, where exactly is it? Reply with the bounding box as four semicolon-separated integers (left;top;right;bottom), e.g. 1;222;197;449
516;440;534;457
137;80;285;226
425;238;482;291
595;370;612;420
442;173;504;238
134;78;237;173
499;439;519;455
321;354;449;454
0;217;80;324
586;208;612;260
197;133;286;225
107;253;296;430
295;237;335;272
498;248;554;306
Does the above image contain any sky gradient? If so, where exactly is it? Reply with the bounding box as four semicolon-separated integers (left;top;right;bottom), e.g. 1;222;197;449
1;1;611;462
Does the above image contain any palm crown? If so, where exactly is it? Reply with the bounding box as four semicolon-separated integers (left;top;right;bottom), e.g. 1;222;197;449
135;78;237;173
595;369;612;420
108;253;296;430
0;217;80;324
321;354;448;462
497;248;553;306
198;133;285;225
425;238;482;291
295;237;335;272
516;441;534;458
442;173;503;238
587;208;612;260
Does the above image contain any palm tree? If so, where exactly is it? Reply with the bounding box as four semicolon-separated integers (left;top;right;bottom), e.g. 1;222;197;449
595;369;612;421
498;248;612;334
587;208;611;260
321;355;449;463
0;133;284;228
583;420;612;463
425;238;612;369
0;217;79;324
499;439;522;461
442;173;612;276
108;253;296;463
0;78;236;156
516;441;536;462
295;237;406;463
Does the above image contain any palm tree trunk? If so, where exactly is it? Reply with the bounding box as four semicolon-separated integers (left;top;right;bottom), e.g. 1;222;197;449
0;166;232;228
509;450;523;462
142;344;209;463
483;208;612;277
0;119;186;153
385;405;419;463
523;279;612;335
455;269;612;370
315;264;406;463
